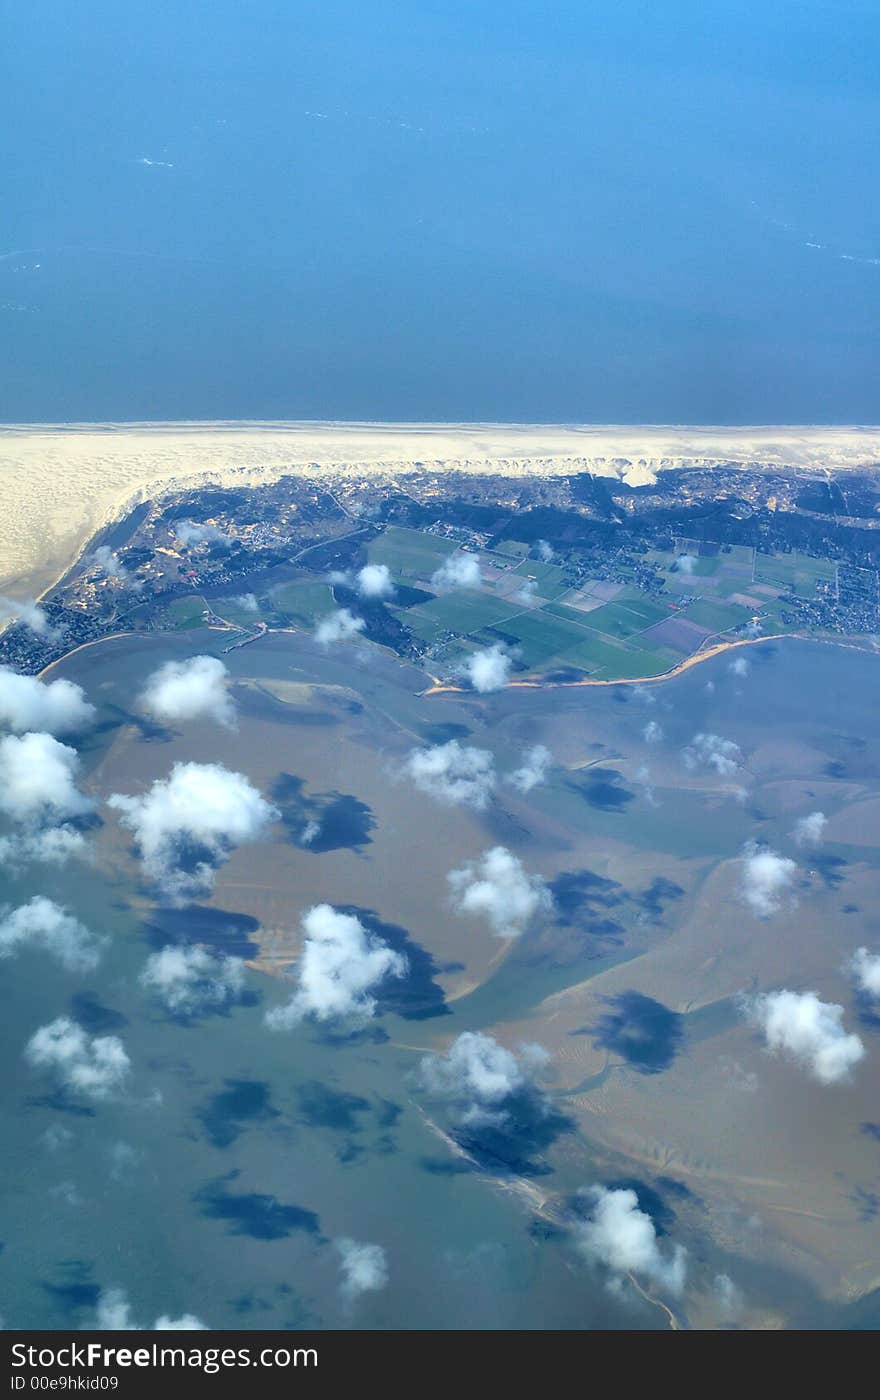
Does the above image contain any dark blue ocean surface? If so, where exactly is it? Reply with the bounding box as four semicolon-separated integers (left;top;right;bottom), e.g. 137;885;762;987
1;1;879;422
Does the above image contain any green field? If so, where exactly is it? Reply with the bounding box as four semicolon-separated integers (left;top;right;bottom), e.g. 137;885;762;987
586;596;670;638
367;526;460;578
272;581;336;624
406;589;523;633
754;552;836;591
682;598;751;633
214;596;264;629
166;595;209;630
509;559;571;600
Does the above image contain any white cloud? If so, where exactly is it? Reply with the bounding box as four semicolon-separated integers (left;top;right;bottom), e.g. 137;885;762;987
740;842;797;917
0;666;95;735
419;1031;549;1125
174;520;230;548
642;720;663;744
458;644;512;693
94;1289;206;1331
675;554;697;575
507;744;551;794
89;546;127;581
315;608;366;646
140;944;246;1016
335;1239;389;1300
536;540;554;563
265;904;406;1029
515;579;538;604
743;989;865;1084
574;1186;687;1295
713;1272;745;1321
108;761;278;905
230;592;259;613
682;732;742;777
0;897;104;971
0;731;93;824
403;739;495;809
431;553;482;591
0;596;57;636
356;563;394;599
792;811;827;848
0;824;89;868
140;655;236;729
448;845;552;939
26;1018;130;1099
300;819;321;846
729;656;750;677
850;947;880;1000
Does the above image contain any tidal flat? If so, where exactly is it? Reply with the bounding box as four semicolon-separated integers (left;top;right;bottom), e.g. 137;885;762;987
1;627;878;1328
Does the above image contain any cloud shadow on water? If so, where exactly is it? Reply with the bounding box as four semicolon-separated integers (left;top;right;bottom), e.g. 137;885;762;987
584;991;684;1073
194;1171;322;1241
449;1089;575;1177
197;1080;281;1150
143;905;261;960
68;993;128;1035
337;905;450;1020
271;774;375;853
568;769;634;812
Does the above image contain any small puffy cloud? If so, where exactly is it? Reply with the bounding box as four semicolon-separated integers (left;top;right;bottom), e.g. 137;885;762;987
174;520;230;548
536;540;554;563
94;1289;206;1331
682;732;742;777
740;842;797;917
231;592;259;613
0;897;104;971
642;720;663;744
108;761;278;905
515;578;538;604
458;644;511;693
0;666;95;735
89;546;127;581
448;846;552;939
265;904;406;1030
742;989;865;1084
714;1272;745;1322
403;740;495;809
419;1031;549;1126
25;1017;130;1099
0;732;93;825
574;1186;687;1295
431;553;482;591
792;811;827;848
335;1239;389;1300
850;947;880;1000
674;554;697;575
315;608;366;646
355;564;394;599
140;944;246;1016
0;824;89;869
729;656;750;678
0;596;57;636
140;655;236;729
507;744;551;794
300;819;321;846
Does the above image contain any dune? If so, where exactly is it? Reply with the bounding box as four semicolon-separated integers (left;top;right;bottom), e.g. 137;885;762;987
1;419;879;598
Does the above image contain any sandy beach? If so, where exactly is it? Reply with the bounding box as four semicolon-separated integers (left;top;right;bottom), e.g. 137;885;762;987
2;419;880;599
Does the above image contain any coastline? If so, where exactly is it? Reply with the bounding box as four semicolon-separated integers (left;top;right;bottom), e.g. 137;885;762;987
2;418;880;599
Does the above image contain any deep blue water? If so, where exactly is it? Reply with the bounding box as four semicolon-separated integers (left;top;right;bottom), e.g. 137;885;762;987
1;1;879;422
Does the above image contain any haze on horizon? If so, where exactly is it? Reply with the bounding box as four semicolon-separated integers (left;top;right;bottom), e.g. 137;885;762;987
1;2;879;425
